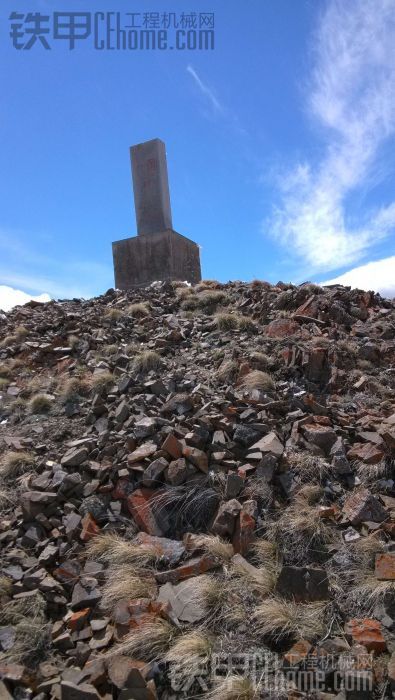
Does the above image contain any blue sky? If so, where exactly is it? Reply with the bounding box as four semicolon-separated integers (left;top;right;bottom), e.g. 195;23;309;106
1;0;395;309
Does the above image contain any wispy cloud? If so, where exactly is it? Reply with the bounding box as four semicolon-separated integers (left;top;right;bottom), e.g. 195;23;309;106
270;0;395;273
187;64;223;114
323;255;395;298
0;228;113;301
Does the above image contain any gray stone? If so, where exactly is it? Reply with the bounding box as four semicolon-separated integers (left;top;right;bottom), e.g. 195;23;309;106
142;457;168;487
275;565;329;602
211;499;242;537
225;473;244;498
71;578;101;611
61;448;88;468
158;578;206;622
60;681;100;700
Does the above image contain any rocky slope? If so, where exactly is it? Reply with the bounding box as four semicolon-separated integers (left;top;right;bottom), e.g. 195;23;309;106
0;279;394;699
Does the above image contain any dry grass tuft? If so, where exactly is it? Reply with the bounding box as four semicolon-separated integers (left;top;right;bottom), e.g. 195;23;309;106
92;371;114;393
193;534;234;561
239;370;275;392
254;597;326;642
232;558;278;597
0;334;17;348
0;451;35;481
85;532;158;568
103;344;118;356
180;295;199;311
294;483;324;505
197;290;229;311
332;535;391;610
175;286;195;300
104;308;122;323
133;350;162;373
287;450;331;484
186;574;230;619
68;334;80;349
10;397;27;414
100;565;157;612
125;342;140;355
0;363;11;378
266;501;336;566
106;618;177;660
0;576;12;597
164;630;214;687
207;675;261;700
252;539;278;565
15;325;28;341
28;393;52;414
215;313;239;331
215;359;238;384
238;316;258;332
128;302;150;318
0;591;49;663
0;484;15;510
249;351;270;369
60;377;91;401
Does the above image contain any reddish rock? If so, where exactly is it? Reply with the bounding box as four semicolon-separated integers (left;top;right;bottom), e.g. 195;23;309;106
154;554;220;584
266;318;300;338
233;510;255;555
302;424;337;455
133;532;185;566
67;608;90;631
375;553;395;580
342;488;388;526
161;433;183;459
345;619;387;652
127;489;164;537
347;442;385;464
127;599;167;629
80;513;100;542
182;445;208;473
284;639;312;666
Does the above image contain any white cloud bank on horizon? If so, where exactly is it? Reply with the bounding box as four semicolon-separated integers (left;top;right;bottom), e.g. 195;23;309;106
271;0;395;273
0;285;51;312
322;255;395;298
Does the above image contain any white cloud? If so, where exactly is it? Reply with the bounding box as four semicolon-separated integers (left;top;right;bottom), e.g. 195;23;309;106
187;65;223;113
271;0;395;272
0;285;51;312
322;255;395;298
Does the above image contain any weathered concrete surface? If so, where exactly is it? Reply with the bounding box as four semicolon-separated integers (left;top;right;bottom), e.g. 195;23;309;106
112;229;201;289
131;138;173;236
112;138;202;288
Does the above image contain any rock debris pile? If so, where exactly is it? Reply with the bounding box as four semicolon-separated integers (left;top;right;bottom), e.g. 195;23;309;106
0;279;395;699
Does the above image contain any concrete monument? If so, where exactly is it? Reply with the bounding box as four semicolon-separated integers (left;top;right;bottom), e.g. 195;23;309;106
112;138;201;288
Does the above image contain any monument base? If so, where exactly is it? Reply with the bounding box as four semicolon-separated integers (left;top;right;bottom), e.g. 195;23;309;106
112;229;202;289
